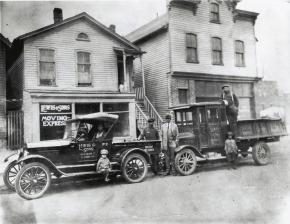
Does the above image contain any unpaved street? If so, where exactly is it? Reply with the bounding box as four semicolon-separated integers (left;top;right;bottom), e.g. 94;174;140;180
1;137;290;224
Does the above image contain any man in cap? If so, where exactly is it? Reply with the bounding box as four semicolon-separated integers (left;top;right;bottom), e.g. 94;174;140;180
161;113;179;175
221;84;239;136
137;118;160;141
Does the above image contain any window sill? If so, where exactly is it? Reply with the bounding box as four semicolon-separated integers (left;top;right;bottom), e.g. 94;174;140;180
235;65;246;67
210;20;221;24
212;63;224;66
186;60;199;64
76;38;90;42
38;84;58;87
77;84;93;87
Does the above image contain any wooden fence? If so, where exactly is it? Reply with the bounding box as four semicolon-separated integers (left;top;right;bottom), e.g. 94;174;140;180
7;111;24;150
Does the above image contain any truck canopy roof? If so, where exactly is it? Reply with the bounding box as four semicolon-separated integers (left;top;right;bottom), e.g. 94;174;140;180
68;112;119;123
170;102;222;110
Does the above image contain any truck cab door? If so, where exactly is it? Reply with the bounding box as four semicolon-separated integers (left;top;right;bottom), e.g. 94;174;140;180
206;106;223;147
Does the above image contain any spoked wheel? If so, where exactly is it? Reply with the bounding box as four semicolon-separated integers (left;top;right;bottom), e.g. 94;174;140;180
122;153;148;183
252;142;271;165
15;162;51;200
3;161;22;190
175;149;197;176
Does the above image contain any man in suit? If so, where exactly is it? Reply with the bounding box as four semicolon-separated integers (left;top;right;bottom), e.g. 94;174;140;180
161;114;179;175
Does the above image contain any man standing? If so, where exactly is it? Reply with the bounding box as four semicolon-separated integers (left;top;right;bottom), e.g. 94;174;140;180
137;118;160;140
221;84;239;136
161;114;179;176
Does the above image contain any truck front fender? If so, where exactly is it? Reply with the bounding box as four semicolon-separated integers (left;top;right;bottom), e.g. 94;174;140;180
120;148;151;167
175;145;204;158
4;152;19;163
18;155;64;177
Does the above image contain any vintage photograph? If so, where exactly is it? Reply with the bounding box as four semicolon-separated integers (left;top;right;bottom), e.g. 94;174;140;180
0;0;289;223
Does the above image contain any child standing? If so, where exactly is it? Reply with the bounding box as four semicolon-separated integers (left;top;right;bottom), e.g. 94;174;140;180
224;131;238;169
96;149;111;182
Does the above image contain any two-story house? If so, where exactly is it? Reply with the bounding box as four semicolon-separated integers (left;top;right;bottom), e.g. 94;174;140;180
127;0;260;120
0;33;11;149
7;9;144;143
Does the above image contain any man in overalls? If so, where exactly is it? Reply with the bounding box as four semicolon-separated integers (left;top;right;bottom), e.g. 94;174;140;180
221;84;239;137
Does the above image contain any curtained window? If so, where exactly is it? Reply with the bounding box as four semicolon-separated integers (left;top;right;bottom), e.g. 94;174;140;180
212;37;223;65
39;49;56;86
210;3;220;23
186;33;198;63
77;51;91;86
235;40;245;67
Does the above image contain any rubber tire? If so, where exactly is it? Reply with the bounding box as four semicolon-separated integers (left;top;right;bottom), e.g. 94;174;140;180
122;153;148;183
15;162;51;200
3;161;22;191
175;149;197;176
252;142;271;165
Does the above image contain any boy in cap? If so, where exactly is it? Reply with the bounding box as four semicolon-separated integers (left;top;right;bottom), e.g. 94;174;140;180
96;149;111;182
161;113;179;175
221;84;239;136
224;131;238;169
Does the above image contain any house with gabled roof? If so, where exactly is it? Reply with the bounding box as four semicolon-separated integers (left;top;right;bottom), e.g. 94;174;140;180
7;8;158;143
127;0;261;120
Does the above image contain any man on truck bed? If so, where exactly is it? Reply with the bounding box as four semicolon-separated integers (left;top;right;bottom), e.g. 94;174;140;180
221;84;239;136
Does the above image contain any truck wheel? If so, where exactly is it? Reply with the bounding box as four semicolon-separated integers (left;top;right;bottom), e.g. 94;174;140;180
175;149;197;176
252;142;271;165
15;162;51;200
3;161;22;191
122;153;148;183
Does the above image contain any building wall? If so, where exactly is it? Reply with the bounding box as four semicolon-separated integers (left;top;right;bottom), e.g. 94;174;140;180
0;42;6;148
134;31;171;118
169;2;257;77
23;19;132;92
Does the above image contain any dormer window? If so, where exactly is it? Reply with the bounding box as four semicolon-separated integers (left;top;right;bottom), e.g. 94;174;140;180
76;32;90;41
210;3;220;23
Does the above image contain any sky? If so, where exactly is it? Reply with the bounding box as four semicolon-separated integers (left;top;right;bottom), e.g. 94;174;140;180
1;0;290;93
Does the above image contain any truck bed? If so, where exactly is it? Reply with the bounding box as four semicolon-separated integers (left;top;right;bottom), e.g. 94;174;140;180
236;118;287;140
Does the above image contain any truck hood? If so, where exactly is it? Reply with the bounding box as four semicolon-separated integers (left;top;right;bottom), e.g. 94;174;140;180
27;139;71;148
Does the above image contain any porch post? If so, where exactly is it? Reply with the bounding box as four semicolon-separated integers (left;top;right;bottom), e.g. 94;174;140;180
122;50;127;92
140;55;146;96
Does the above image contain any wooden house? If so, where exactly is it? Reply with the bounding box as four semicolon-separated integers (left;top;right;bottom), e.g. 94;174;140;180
127;0;261;120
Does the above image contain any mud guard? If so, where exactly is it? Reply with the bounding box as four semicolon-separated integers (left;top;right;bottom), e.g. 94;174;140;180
175;145;204;158
120;148;151;167
17;155;64;177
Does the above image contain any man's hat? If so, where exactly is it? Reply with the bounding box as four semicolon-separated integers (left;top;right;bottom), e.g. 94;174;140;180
101;149;108;155
165;114;171;119
148;118;155;123
222;84;230;89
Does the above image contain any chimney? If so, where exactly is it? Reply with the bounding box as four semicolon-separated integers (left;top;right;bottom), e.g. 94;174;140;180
109;24;116;33
53;8;63;23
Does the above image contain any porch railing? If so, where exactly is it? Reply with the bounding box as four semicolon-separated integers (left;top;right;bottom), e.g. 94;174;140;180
134;87;163;130
135;103;148;131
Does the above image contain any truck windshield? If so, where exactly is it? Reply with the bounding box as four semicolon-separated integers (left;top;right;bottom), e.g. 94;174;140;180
63;121;80;140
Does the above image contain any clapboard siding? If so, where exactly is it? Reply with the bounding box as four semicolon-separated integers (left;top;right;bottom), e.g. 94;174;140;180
134;31;170;118
169;2;257;77
0;42;7;147
24;19;131;91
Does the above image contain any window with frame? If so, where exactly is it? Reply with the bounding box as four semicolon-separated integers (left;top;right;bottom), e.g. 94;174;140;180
212;37;223;65
39;49;56;86
77;51;91;86
186;33;198;63
210;3;220;23
77;33;90;41
178;89;188;104
235;40;245;67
